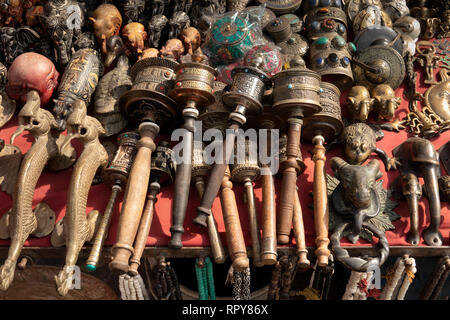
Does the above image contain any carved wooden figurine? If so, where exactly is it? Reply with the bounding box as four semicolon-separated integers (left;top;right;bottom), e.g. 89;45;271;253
86;132;139;272
167;50;216;249
147;14;168;49
89;4;122;56
302;82;343;267
128;141;175;275
53;100;108;296
109;56;179;273
122;22;148;61
272;64;322;244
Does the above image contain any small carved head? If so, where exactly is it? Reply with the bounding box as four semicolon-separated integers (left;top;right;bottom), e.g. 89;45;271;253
181;27;201;55
347;86;374;122
139;48;159;60
122;22;147;55
371;84;401;121
160;38;185;60
89;4;122;55
343;123;382;166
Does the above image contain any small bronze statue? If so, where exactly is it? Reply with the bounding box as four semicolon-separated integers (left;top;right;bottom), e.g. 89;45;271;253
40;0;84;68
168;11;190;39
53;48;103;131
94;36;131;137
147;14;168;49
346;86;374;122
371;84;402;122
328;157;399;272
415;41;440;85
89;4;122;56
392;137;444;246
54;100;108;297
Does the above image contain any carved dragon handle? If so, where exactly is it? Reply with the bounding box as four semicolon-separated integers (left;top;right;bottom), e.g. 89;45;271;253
54;100;108;296
0;90;58;291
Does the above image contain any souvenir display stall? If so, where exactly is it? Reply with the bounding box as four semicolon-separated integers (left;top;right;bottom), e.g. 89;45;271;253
0;0;449;300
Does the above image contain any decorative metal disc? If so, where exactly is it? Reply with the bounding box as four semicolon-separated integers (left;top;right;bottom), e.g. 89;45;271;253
278;33;309;57
354;26;403;55
352;45;405;90
255;0;303;15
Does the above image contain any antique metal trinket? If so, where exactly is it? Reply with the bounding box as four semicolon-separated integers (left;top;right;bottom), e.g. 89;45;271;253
302;82;344;268
424;69;450;123
110;56;179;273
345;0;383;22
409;0;440;40
328;157;399;271
371;84;402;122
272;66;322;246
53;48;103;131
352;45;405;90
305;6;349;41
54;100;108;297
346;85;373;122
392;137;444;246
415;41;440;85
86;132;139;272
352;5;392;36
168;51;217;249
309;35;355;91
353;26;403;56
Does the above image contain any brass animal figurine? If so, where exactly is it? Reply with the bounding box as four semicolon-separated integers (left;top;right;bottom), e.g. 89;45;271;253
346;86;374;122
122;22;147;60
0;90;74;291
54;99;108;296
371;84;401;122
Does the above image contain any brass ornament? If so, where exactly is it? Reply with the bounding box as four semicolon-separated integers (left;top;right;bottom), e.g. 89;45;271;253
255;0;302;15
371;84;401;122
415;40;440;85
352;5;392;36
424;69;450;122
346;85;374;122
305;7;348;41
409;1;440;40
352;45;405;90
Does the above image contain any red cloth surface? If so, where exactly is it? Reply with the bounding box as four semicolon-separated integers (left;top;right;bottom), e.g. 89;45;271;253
0;65;449;250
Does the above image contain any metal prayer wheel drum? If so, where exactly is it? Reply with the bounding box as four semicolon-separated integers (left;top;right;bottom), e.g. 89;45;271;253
170;62;217;108
302;82;343;143
198;81;230;133
279;133;305;175
102;131;139;187
222;66;272;116
266;17;293;43
230;139;261;183
305;7;349;41
119;57;179;127
150;141;175;185
272;68;322;118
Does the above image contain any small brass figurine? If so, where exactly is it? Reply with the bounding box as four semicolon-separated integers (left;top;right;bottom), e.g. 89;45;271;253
89;4;122;56
54;100;108;296
346;86;374;122
392;137;444;246
371;84;401;122
415;41;440;85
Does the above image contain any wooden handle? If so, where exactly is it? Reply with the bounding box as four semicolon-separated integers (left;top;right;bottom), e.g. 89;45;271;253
277;119;302;244
312;136;330;267
86;185;121;271
109;122;159;273
261;165;277;265
195;178;227;264
128;182;159;276
244;180;263;267
293;187;310;270
195;123;240;228
220;166;249;271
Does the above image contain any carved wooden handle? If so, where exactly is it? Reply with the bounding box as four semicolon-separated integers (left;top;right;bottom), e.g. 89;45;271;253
220;166;249;271
195;123;240;228
129;182;159;276
277;119;302;244
195;178;227;264
244;180;263;267
312;136;330;267
261;165;277;265
109;122;159;273
293;187;310;270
